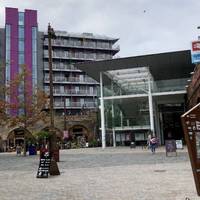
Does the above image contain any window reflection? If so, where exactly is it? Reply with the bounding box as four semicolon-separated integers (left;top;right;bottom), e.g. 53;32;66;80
18;12;24;26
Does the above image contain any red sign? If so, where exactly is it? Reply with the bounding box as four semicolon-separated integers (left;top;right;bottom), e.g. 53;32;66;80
192;41;200;51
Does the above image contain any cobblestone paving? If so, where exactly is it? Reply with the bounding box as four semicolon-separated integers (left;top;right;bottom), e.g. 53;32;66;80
0;147;199;200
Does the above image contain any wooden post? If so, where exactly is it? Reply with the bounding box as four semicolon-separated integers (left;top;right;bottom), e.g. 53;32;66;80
47;23;60;175
181;102;200;196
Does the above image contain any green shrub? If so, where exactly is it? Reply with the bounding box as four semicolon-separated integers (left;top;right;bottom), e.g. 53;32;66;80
89;139;98;147
36;130;50;140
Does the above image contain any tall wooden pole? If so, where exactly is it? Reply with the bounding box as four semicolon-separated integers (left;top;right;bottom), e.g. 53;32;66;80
48;23;54;129
47;24;60;172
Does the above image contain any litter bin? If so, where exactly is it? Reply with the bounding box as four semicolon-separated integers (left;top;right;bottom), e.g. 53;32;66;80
29;145;37;155
130;142;136;148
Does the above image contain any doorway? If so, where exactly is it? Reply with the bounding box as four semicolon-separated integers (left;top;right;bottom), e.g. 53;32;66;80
159;104;184;143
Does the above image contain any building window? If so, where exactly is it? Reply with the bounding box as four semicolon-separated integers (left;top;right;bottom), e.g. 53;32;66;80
32;27;37;40
18;12;24;26
19;53;24;65
65;98;70;107
18;26;24;39
5;24;11;105
19;40;24;52
32;27;37;89
6;24;11;38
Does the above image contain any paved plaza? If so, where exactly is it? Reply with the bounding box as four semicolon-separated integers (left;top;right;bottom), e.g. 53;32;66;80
0;147;199;200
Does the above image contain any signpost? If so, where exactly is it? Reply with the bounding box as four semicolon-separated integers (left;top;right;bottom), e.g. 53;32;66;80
165;140;177;156
181;102;200;196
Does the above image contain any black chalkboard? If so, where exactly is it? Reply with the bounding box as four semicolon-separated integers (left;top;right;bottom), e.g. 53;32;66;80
37;152;51;178
165;140;177;156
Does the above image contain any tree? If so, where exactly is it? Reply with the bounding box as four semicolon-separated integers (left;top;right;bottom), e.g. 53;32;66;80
0;63;49;154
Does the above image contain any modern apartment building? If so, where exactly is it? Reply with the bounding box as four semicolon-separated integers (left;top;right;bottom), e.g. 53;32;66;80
42;31;119;115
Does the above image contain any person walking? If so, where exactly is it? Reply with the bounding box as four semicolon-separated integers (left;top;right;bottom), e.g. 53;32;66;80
150;136;157;154
147;132;152;149
16;145;21;156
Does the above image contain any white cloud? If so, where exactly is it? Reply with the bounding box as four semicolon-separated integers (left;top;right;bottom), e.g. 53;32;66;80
0;0;200;57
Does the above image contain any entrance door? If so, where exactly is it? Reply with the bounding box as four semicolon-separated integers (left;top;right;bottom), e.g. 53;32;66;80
159;104;184;143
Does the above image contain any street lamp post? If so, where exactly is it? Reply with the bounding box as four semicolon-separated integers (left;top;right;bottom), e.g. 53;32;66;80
47;23;60;175
48;23;55;129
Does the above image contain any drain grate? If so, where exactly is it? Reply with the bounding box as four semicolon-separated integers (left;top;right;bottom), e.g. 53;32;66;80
154;169;166;173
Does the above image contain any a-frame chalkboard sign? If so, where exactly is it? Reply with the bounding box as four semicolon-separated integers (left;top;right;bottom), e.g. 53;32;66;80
36;152;51;178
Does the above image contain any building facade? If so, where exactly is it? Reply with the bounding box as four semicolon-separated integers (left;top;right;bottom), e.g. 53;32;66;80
5;7;38;115
76;50;195;147
0;7;119;150
42;31;119;115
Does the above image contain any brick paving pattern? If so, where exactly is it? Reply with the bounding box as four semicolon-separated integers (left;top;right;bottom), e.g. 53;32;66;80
0;147;199;200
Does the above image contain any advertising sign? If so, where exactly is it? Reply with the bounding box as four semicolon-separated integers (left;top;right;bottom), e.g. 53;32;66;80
191;41;200;64
192;41;200;51
37;152;51;178
176;140;183;149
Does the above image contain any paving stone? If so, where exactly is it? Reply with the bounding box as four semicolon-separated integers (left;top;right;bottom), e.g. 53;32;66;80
0;147;199;200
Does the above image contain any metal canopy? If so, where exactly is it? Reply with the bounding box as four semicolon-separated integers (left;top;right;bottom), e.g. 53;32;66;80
75;50;195;85
106;67;152;94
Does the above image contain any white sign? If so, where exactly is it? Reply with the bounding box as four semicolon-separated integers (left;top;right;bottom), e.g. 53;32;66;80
176;140;183;149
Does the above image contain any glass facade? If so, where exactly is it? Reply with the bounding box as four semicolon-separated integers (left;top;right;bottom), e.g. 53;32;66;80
5;24;11;105
18;12;25;115
32;27;37;91
18;12;24;26
18;12;24;67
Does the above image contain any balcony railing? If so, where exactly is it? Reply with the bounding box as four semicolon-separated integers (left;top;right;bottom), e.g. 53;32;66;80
54;101;97;108
44;65;81;72
43;52;112;61
44;77;98;84
45;89;97;96
43;39;119;51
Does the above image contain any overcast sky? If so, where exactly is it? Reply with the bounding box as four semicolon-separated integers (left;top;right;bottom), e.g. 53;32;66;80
0;0;200;57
